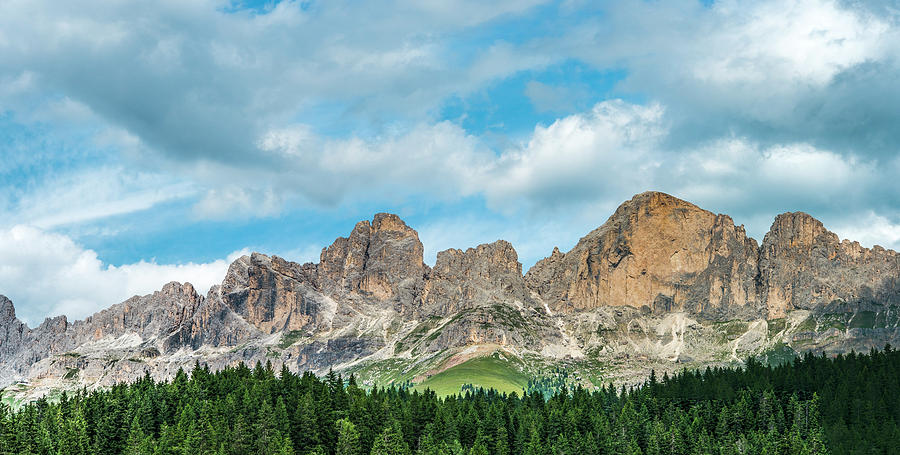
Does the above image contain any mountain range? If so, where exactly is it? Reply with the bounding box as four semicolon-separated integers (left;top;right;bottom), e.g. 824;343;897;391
1;191;898;401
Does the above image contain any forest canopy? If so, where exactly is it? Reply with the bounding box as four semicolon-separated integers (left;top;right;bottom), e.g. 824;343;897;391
1;346;898;454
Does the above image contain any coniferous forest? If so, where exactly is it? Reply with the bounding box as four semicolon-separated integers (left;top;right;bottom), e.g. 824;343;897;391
1;347;899;455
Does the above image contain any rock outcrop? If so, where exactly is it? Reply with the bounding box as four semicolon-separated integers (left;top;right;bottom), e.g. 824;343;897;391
759;212;900;318
318;213;426;312
221;253;326;335
422;240;535;315
0;296;27;357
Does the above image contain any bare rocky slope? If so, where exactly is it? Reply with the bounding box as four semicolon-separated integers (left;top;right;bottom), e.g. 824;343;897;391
1;192;898;400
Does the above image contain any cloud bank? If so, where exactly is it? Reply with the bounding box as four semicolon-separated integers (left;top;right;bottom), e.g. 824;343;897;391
0;226;244;326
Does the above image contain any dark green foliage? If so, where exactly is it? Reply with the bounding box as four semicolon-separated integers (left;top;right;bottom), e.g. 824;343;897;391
335;418;360;455
525;367;575;397
1;347;899;454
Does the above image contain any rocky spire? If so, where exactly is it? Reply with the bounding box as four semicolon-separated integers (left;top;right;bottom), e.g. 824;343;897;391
318;213;426;303
0;295;28;356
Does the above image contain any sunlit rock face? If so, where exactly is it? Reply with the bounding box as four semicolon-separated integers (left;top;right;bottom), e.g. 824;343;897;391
525;192;762;318
318;213;427;313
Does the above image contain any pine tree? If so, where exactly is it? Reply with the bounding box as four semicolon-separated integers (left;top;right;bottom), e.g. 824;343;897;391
336;418;361;455
370;421;411;455
294;393;320;451
523;425;543;455
0;399;14;453
494;425;510;455
57;405;90;455
125;415;154;455
467;441;488;455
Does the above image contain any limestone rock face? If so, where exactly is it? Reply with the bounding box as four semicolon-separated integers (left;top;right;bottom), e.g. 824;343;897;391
0;296;26;356
221;253;327;335
422;240;535;316
76;281;202;343
23;281;213;356
760;212;900;318
525;192;762;318
318;213;426;310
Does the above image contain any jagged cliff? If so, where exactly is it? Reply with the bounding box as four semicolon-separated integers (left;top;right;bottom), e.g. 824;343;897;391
760;212;900;318
1;192;898;399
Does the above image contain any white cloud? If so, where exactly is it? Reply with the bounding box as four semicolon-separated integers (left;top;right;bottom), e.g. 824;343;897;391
690;0;889;86
758;144;862;191
0;0;552;165
0;225;239;326
2;0;898;227
831;212;900;252
540;0;900;156
481;100;666;211
194;187;283;220
237;97;890;251
1;167;196;230
669;138;880;240
235;121;491;210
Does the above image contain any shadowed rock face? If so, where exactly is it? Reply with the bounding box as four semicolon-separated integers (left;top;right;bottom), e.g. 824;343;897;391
221;253;324;335
525;192;762;318
0;296;27;357
422;240;536;316
760;212;900;318
1;191;898;398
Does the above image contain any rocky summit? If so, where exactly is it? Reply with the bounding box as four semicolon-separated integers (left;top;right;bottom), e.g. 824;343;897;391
1;192;899;400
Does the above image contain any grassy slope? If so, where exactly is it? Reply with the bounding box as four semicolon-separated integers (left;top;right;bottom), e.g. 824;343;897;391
412;354;530;396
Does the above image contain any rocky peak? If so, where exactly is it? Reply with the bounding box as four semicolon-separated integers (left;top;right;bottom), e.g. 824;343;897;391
612;191;706;219
222;255;253;294
763;212;838;251
36;315;68;334
0;295;17;325
432;240;522;276
219;253;325;335
159;281;201;303
0;295;27;357
759;211;900;318
372;212;412;233
318;213;425;302
525;191;761;317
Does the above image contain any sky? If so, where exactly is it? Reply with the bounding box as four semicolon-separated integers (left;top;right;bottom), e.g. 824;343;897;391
1;0;899;325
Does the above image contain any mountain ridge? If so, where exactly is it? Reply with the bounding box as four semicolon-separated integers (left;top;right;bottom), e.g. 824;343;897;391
1;191;898;400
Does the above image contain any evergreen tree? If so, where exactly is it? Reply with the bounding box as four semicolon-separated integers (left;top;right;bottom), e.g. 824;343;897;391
336;418;361;455
125;415;154;455
494;425;510;455
57;406;90;455
370;421;411;455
